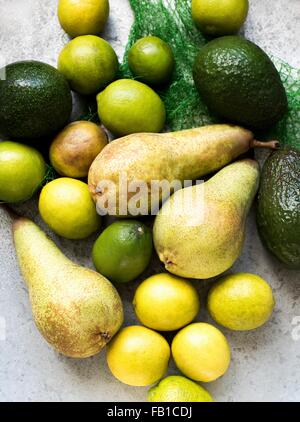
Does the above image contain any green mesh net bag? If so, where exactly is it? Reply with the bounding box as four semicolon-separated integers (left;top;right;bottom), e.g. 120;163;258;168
121;0;300;150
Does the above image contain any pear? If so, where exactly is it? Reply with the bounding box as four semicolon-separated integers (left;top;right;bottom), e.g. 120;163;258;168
153;159;260;279
88;124;276;216
12;215;123;358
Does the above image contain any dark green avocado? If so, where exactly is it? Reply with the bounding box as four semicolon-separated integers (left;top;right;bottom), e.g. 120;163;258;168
0;61;72;139
257;148;300;269
193;36;288;130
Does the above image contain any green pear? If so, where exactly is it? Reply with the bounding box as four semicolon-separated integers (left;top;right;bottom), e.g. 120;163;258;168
12;216;123;358
153;159;260;279
88;124;276;216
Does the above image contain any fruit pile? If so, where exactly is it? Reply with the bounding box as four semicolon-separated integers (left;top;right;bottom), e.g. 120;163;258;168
0;0;299;403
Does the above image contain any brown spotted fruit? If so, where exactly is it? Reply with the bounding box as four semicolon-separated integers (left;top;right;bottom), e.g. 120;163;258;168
50;121;108;179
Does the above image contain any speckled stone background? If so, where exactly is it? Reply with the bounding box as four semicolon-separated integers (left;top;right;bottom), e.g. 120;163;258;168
0;0;299;402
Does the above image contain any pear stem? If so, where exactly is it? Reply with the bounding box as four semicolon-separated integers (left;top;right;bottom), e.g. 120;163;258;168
250;139;280;149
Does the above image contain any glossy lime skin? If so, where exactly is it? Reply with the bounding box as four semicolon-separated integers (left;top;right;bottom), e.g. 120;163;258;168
128;36;174;86
92;220;153;283
0;141;46;203
39;178;101;240
97;79;166;136
58;35;119;95
0;61;72;139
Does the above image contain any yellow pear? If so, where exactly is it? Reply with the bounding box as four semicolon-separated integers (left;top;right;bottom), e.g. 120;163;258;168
153;159;260;279
12;215;123;358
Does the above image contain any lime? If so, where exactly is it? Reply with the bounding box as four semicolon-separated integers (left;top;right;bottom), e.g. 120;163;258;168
50;121;108;178
208;273;275;331
148;375;214;402
97;79;166;136
133;273;200;331
58;35;118;95
58;0;109;38
192;0;249;36
92;220;153;283
107;326;170;387
128;36;174;86
172;322;231;382
0;141;46;203
39;178;101;239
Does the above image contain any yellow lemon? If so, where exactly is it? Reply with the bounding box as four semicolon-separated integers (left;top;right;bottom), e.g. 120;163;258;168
148;375;214;402
58;0;109;38
192;0;249;36
133;273;200;331
171;323;230;382
39;178;101;239
106;326;170;387
208;273;275;331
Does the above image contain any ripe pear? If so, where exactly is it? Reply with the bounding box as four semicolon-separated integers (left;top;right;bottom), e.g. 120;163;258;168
88;124;276;216
153;159;260;279
12;215;123;358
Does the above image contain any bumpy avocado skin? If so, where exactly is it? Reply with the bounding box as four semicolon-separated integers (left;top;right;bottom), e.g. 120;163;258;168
193;36;288;130
0;61;72;139
257;148;300;269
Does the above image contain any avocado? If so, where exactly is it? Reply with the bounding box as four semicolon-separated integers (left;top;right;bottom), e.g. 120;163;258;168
0;61;72;139
193;36;288;130
257;148;300;269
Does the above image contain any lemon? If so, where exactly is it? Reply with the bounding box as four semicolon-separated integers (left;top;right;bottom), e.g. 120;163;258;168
128;36;174;86
208;273;275;331
191;0;249;36
106;325;170;387
58;35;118;95
58;0;109;38
92;220;153;283
0;141;46;203
172;323;230;382
39;178;101;239
97;79;166;136
133;273;200;331
148;375;214;402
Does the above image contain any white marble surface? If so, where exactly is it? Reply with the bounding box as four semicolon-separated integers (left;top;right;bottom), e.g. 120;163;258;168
0;0;300;402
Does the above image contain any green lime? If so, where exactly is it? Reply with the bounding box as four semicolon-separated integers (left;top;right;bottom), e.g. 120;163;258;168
207;273;275;331
92;220;153;283
97;79;166;136
192;0;249;36
0;141;46;203
58;0;109;38
58;35;118;95
128;36;174;86
39;178;101;239
148;375;214;402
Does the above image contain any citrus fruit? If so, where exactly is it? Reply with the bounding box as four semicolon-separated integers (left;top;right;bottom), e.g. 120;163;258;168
128;36;174;86
50;121;108;178
148;375;214;402
58;35;118;95
133;273;200;331
191;0;249;36
171;322;231;382
97;79;166;136
106;325;170;387
92;220;153;283
58;0;109;38
39;178;101;239
0;141;46;203
207;273;275;331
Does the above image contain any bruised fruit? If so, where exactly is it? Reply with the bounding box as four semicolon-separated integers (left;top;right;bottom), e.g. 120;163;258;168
50;121;108;178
